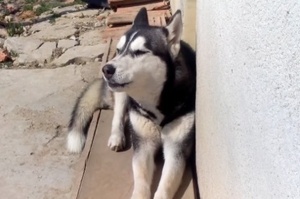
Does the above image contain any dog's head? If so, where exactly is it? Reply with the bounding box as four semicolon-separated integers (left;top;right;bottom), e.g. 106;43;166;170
102;8;183;97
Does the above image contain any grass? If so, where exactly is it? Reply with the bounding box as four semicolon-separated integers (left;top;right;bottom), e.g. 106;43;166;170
21;0;85;16
49;12;61;24
6;23;24;36
2;0;86;36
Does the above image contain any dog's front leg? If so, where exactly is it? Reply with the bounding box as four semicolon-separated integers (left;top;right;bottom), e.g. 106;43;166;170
130;111;161;199
108;92;127;151
153;142;186;199
131;143;157;199
154;112;195;199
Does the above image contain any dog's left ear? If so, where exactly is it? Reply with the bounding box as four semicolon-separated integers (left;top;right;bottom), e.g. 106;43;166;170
133;8;149;26
166;10;183;58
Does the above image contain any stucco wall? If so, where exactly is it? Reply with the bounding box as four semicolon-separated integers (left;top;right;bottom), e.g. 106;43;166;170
196;1;300;198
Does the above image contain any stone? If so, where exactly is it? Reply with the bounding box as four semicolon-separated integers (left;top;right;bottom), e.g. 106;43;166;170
32;42;56;63
4;15;13;22
6;3;20;14
33;5;41;12
4;37;43;54
79;29;102;46
31;18;77;40
64;9;100;18
0;38;5;47
0;64;98;199
52;43;106;66
15;42;56;65
0;28;8;38
52;5;84;15
0;49;9;62
31;25;77;40
57;39;78;49
30;21;51;33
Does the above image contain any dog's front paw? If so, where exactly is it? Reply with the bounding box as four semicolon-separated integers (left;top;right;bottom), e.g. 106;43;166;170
107;133;125;151
153;191;169;199
131;190;150;199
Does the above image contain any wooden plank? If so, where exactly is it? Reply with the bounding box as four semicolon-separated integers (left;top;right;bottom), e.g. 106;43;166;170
108;0;154;7
76;112;197;199
70;111;101;199
116;1;169;13
100;25;131;40
77;110;134;199
106;10;171;27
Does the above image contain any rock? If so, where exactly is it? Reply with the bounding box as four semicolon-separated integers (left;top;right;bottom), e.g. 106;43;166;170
79;29;103;46
4;37;43;54
57;39;78;49
4;15;13;22
32;42;56;63
39;10;53;18
0;38;5;47
69;35;77;40
14;53;37;65
0;49;10;62
0;28;8;38
15;42;56;65
33;5;41;12
31;19;78;40
64;9;100;18
52;5;83;15
3;37;57;65
30;21;51;33
6;3;20;14
52;47;65;59
52;43;106;66
0;64;98;199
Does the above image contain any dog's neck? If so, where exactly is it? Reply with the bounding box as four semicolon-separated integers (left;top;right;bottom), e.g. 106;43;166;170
127;86;164;124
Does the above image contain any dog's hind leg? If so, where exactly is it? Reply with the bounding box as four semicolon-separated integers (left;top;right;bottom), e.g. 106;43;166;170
67;78;112;153
154;112;195;199
107;92;128;151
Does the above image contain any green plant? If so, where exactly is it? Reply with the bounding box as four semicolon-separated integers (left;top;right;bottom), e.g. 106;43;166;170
23;4;34;11
10;50;19;58
25;0;37;3
49;13;61;24
6;23;24;36
34;2;51;16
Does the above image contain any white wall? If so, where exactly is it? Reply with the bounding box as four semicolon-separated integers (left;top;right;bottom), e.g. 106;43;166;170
196;0;300;198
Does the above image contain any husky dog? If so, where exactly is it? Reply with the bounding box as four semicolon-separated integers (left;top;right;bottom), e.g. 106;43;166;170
67;7;196;199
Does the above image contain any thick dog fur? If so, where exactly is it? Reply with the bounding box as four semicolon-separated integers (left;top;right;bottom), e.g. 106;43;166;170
67;8;196;199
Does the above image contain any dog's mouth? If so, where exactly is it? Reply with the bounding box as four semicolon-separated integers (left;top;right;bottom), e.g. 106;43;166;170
107;81;131;89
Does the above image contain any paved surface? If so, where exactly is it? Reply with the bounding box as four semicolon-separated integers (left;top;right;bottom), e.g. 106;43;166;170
0;5;107;199
0;63;100;199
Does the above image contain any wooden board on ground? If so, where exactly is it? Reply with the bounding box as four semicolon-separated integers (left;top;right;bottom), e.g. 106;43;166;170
106;10;171;27
70;111;101;199
108;0;156;7
77;110;134;199
76;110;197;199
115;1;169;13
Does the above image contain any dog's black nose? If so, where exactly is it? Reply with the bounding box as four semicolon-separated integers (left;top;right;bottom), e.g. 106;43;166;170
102;64;116;80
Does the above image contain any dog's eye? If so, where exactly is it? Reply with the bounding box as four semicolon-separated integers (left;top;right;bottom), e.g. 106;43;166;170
133;50;148;56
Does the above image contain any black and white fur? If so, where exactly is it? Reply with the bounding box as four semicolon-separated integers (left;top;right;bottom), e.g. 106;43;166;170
67;8;196;199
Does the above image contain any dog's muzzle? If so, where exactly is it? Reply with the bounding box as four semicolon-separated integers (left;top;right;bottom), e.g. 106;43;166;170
102;64;115;80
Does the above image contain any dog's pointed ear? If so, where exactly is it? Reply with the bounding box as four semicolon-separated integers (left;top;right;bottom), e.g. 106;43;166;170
166;10;183;58
133;8;149;26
